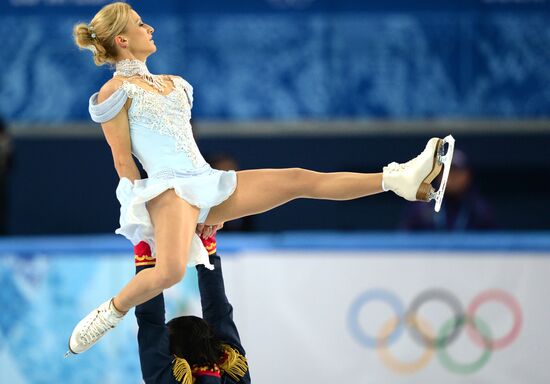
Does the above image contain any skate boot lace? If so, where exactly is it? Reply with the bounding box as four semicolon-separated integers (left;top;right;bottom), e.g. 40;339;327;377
79;310;117;345
386;146;429;174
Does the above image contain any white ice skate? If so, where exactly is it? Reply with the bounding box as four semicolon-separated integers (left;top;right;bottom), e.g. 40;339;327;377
65;299;125;357
383;135;455;212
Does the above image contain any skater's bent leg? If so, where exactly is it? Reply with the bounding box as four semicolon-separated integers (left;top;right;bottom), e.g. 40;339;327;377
113;189;199;312
205;168;383;224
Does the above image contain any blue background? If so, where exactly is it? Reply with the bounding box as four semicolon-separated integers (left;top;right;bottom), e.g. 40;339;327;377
1;0;550;122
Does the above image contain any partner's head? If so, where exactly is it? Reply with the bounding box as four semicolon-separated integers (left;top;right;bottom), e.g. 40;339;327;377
167;315;224;366
73;2;156;66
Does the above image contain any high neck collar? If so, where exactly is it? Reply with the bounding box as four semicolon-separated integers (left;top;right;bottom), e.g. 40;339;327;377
113;59;166;92
114;59;150;78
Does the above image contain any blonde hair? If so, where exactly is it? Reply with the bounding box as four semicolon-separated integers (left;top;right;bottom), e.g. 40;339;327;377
73;2;133;66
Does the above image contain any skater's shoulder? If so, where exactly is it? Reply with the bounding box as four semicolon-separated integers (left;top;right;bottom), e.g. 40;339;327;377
166;74;183;81
97;78;126;103
168;75;193;89
89;78;132;123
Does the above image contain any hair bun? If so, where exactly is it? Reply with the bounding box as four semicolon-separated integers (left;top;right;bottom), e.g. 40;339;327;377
72;2;132;66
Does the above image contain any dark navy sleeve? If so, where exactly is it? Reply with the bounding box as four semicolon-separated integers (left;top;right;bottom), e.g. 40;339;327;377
196;254;251;384
196;254;244;353
135;264;177;384
195;376;223;384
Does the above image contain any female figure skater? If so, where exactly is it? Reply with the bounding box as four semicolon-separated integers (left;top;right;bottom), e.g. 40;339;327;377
68;2;454;356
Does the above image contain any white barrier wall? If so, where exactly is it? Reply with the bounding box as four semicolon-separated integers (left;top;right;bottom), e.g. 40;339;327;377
0;234;548;383
221;250;548;384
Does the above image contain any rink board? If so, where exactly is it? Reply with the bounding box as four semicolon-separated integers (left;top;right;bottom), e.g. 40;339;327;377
0;233;548;384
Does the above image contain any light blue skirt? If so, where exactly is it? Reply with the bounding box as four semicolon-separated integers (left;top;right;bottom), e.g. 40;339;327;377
114;167;237;265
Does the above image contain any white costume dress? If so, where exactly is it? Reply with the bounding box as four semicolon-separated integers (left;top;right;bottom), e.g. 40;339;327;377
88;65;236;269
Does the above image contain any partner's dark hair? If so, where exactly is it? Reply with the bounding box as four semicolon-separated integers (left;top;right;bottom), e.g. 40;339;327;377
167;315;224;366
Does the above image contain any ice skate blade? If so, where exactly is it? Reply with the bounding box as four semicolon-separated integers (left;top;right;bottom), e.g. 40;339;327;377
432;135;455;212
64;339;78;358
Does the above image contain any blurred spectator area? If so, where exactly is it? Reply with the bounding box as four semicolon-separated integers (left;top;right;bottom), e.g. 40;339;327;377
6;121;550;234
2;0;549;234
2;0;550;123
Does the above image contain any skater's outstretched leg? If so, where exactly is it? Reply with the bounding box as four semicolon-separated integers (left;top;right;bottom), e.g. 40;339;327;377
204;169;384;224
205;136;453;225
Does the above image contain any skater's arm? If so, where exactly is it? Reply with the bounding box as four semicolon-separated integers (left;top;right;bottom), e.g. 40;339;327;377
96;79;141;182
198;250;251;383
134;242;174;383
135;287;174;383
197;248;246;356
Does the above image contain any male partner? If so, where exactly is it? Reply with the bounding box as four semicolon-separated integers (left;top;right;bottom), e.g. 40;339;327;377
134;232;250;383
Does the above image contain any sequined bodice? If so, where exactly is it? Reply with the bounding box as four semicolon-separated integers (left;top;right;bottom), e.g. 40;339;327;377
88;70;209;177
124;77;205;166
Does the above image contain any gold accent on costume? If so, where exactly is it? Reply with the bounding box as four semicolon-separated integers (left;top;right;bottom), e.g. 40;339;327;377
135;261;157;266
172;356;193;384
219;344;248;381
203;241;217;255
192;363;221;377
135;254;156;267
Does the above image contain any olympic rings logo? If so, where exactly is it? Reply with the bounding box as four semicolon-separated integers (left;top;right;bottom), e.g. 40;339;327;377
347;288;522;375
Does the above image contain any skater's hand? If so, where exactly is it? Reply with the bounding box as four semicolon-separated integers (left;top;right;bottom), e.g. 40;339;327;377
196;223;224;239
